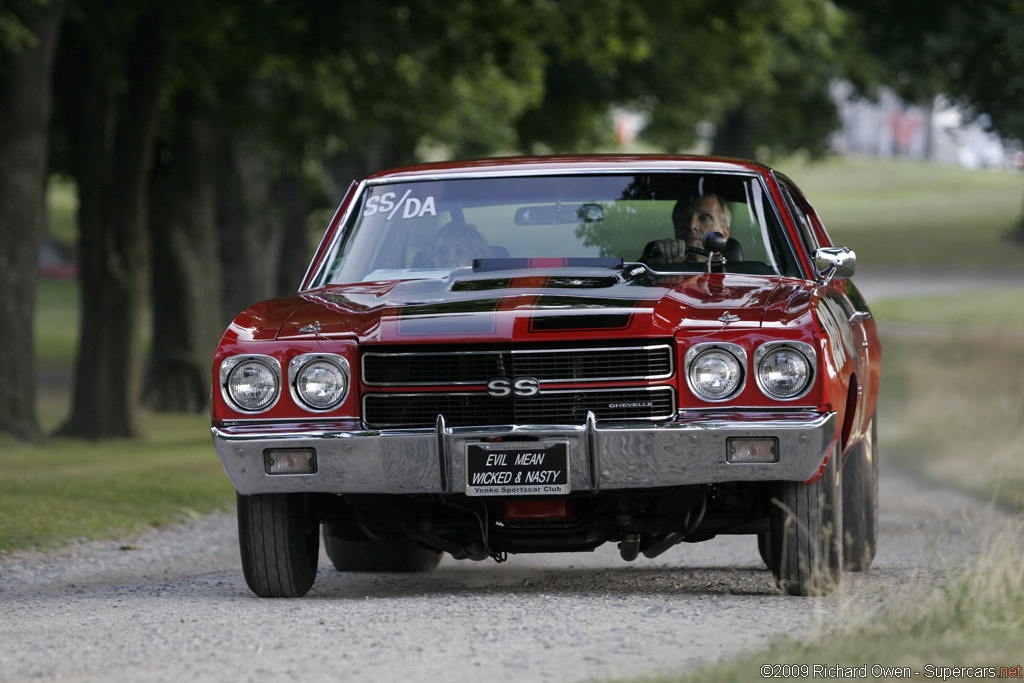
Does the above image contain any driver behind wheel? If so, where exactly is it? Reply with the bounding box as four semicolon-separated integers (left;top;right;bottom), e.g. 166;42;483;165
641;194;731;263
430;221;491;268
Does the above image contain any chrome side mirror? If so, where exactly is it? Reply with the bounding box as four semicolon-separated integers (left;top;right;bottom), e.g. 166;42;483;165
814;247;856;283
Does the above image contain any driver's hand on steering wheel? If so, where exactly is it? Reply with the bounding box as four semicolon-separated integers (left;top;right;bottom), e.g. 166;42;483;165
645;238;698;263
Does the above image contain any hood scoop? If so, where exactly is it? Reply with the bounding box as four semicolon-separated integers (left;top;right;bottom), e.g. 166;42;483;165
451;274;621;292
471;257;623;273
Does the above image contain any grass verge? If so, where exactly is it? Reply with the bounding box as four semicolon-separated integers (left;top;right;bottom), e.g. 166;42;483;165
2;280;231;555
0;413;234;554
872;289;1024;511
643;520;1024;682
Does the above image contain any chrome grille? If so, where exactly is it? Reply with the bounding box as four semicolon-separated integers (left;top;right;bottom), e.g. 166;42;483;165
362;344;673;386
363;387;675;428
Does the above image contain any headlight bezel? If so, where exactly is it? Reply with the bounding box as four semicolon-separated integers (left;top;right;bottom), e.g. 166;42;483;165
684;342;747;402
220;354;282;414
288;353;351;412
753;341;816;401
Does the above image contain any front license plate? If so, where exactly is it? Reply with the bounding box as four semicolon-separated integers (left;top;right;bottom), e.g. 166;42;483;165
465;442;570;497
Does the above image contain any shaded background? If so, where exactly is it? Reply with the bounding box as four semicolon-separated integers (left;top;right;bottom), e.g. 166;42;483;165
2;0;1023;443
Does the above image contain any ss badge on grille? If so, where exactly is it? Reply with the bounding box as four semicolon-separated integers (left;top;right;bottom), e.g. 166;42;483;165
486;377;540;398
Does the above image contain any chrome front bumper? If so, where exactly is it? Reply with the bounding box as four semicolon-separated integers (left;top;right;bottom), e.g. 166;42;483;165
213;411;838;496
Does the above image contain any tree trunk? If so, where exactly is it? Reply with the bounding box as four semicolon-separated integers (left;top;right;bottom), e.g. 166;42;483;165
272;170;312;296
55;6;174;439
710;107;761;160
146;95;223;412
218;135;286;323
0;1;65;442
1012;179;1024;245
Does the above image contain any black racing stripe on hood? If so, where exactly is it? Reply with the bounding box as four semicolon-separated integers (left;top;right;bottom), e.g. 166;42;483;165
394;297;505;337
393;268;664;337
527;294;645;332
529;312;634;332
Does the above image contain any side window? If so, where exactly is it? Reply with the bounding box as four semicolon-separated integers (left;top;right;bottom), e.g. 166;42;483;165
779;181;819;255
794;187;832;248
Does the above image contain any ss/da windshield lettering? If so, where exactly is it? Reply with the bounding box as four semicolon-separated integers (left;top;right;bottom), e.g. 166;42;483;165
363;192;437;219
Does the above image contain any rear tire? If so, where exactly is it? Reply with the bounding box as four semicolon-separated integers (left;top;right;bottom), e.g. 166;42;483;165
842;413;879;571
323;525;441;573
237;492;319;598
768;446;843;596
756;531;772;569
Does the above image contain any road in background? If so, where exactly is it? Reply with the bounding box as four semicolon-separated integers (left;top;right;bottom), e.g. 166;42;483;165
853;267;1024;301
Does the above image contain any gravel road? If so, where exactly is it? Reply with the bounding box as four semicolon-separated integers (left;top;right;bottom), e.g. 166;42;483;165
0;465;1013;683
853;267;1024;302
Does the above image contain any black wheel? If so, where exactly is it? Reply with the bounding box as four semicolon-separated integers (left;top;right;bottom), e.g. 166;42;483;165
236;492;319;598
756;531;772;569
323;523;442;572
768;446;843;596
842;413;879;571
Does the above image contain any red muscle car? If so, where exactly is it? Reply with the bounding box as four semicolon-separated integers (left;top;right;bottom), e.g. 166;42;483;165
212;155;881;597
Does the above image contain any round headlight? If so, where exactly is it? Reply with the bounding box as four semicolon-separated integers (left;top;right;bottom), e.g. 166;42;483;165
688;349;743;401
226;359;279;411
293;357;348;410
757;347;812;399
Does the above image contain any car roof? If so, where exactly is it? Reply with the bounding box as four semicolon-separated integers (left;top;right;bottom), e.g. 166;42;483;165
363;154;771;183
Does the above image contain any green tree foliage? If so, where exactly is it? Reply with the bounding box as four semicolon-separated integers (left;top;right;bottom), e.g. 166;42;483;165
516;0;844;158
939;1;1024;149
1;3;38;51
252;0;649;173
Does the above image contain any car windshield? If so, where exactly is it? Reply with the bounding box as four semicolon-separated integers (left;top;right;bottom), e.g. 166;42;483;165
311;172;801;286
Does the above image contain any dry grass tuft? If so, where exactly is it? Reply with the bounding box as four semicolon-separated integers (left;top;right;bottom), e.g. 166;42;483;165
877;321;1024;511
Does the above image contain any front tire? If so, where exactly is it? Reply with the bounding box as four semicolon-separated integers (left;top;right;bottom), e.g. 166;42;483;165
768;446;843;596
842;413;879;571
237;492;320;598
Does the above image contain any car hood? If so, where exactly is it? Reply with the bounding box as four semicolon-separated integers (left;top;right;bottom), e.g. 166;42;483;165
227;267;814;344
